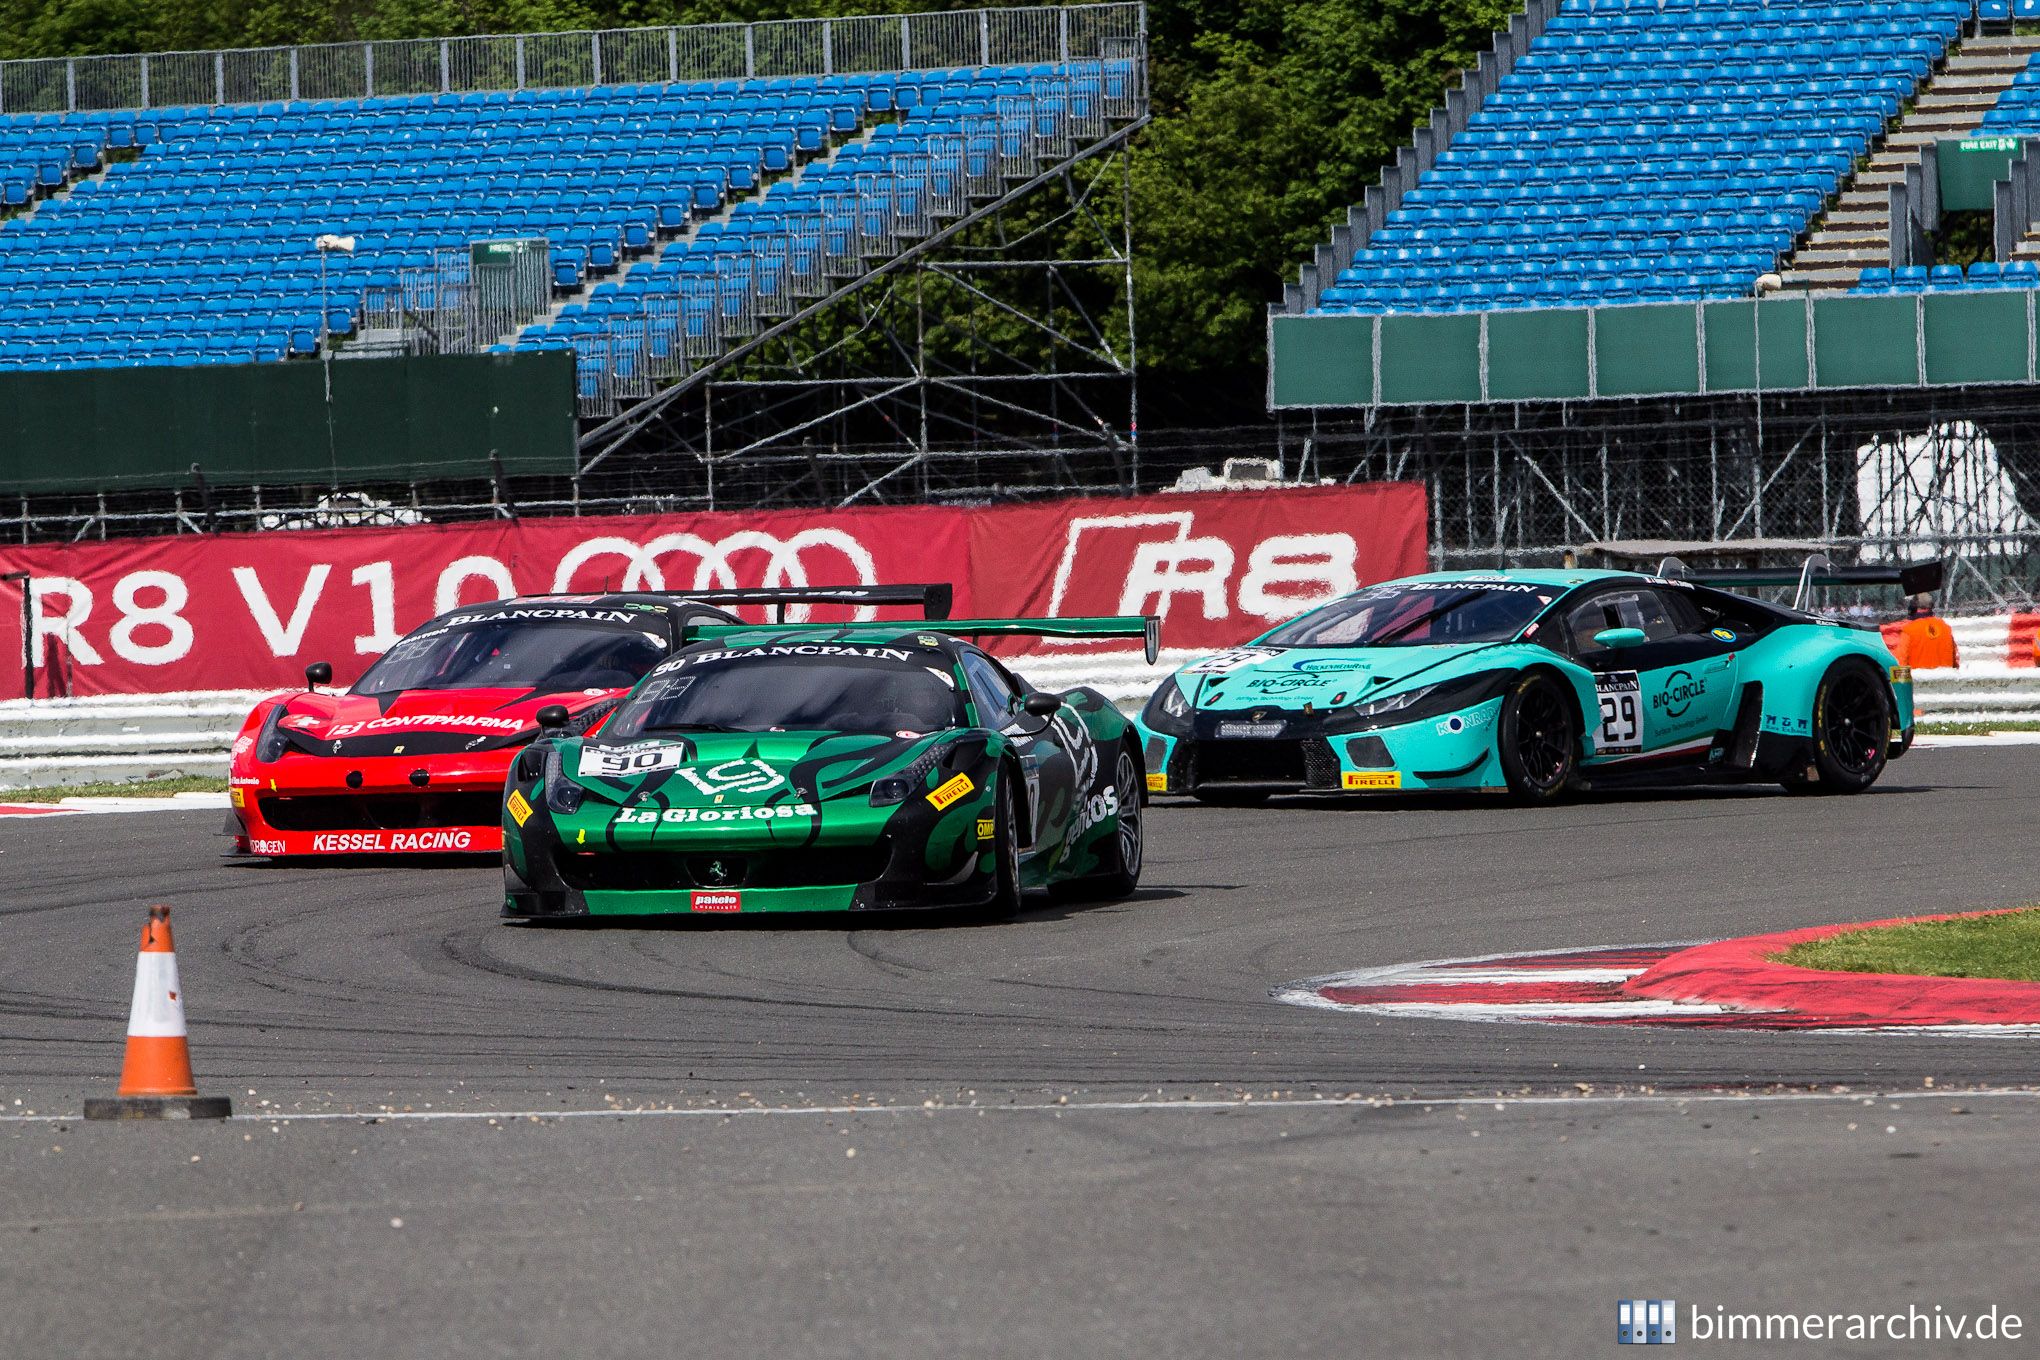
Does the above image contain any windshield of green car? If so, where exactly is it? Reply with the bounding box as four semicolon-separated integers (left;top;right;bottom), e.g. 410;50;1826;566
1261;582;1561;648
603;644;964;738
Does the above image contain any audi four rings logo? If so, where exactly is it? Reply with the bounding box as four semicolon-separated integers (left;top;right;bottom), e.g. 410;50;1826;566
552;530;881;620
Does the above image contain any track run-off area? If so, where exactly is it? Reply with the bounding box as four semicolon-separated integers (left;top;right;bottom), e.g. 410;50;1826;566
7;743;2040;1357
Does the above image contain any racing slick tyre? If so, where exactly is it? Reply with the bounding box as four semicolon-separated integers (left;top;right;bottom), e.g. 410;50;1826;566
1190;787;1270;807
972;778;1025;922
1786;656;1893;796
1496;671;1578;805
1057;744;1146;902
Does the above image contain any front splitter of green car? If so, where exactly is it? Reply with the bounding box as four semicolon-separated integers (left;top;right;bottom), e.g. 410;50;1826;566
501;730;1005;918
1139;693;1511;797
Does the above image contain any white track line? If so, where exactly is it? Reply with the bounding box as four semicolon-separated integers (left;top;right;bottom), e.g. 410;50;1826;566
5;1087;2040;1124
0;792;228;817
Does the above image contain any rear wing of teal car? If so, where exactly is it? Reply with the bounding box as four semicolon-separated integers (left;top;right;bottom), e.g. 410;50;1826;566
1658;555;1945;612
685;615;1162;664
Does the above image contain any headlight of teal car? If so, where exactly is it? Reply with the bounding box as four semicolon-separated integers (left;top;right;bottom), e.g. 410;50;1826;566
1322;670;1514;734
1139;678;1193;736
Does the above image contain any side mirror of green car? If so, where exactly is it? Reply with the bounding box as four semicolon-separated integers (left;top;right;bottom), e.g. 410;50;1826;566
1593;627;1649;650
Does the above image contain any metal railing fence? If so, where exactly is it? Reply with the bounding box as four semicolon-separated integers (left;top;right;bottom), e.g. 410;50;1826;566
358;239;553;355
0;3;1144;114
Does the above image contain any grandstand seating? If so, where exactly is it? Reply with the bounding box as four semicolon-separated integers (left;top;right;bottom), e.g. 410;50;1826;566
1978;42;2040;129
0;62;1115;378
504;65;1116;392
1839;41;2040;295
1314;0;1971;317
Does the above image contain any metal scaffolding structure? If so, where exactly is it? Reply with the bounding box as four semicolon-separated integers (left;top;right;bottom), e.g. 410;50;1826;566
1277;386;2040;610
568;121;1142;512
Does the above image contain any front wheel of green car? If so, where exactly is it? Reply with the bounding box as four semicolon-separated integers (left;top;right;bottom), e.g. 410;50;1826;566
1060;745;1145;902
972;777;1024;922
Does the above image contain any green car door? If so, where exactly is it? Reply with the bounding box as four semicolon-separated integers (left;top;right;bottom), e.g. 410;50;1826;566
1558;582;1743;763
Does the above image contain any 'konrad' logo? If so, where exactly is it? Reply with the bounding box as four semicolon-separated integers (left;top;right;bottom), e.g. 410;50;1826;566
1618;1299;1677;1345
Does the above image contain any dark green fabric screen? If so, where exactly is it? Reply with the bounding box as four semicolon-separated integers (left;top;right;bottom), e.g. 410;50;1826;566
1268;292;2040;409
0;351;577;493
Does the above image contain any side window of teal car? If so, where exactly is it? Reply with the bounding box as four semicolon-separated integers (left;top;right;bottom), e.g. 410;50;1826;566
1565;588;1694;660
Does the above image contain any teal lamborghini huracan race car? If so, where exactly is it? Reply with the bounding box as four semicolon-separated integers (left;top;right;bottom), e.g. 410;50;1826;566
1134;559;1940;804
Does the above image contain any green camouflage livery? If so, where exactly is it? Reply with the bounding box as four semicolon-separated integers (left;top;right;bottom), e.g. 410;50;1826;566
502;621;1151;918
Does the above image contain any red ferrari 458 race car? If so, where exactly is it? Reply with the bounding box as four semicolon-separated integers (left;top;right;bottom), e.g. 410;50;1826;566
225;584;950;857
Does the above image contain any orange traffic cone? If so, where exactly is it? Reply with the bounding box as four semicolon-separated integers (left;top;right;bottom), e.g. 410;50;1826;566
83;906;231;1121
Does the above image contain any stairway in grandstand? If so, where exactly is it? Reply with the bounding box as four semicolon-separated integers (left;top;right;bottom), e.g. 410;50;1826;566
1778;35;2040;291
0;6;1145;418
1304;0;1971;318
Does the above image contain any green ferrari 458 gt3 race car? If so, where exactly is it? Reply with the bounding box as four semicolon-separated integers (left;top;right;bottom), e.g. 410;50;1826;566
501;614;1161;919
1135;558;1941;805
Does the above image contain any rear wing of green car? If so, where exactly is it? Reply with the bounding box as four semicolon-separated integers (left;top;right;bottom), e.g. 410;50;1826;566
681;583;953;620
684;614;1162;664
1659;555;1946;612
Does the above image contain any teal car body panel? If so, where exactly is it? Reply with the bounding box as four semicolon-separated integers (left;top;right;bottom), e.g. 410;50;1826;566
1133;568;1915;797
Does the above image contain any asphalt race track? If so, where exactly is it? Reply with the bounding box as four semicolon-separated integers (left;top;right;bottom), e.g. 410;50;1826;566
7;744;2040;1356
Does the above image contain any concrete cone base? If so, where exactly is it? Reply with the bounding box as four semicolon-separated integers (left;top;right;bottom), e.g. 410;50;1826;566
84;1095;233;1121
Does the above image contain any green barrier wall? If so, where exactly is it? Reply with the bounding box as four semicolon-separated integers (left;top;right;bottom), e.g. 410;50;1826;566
1378;314;1482;404
1923;290;2031;385
1269;291;2040;409
0;351;577;493
1487;309;1589;400
1265;313;1373;407
1594;304;1700;398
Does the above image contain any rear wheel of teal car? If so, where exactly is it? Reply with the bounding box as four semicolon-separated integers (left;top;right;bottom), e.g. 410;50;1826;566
1497;671;1578;805
1788;657;1892;795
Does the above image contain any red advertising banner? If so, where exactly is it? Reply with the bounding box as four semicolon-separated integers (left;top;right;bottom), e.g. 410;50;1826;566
0;482;1426;698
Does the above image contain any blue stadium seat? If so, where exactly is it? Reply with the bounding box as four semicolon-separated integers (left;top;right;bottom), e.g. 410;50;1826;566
0;59;1096;378
1315;0;1968;317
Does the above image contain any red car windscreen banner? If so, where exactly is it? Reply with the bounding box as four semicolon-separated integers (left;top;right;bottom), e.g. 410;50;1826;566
0;482;1426;698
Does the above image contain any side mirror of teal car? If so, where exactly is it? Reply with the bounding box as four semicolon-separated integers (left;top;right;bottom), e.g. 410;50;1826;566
1593;627;1649;650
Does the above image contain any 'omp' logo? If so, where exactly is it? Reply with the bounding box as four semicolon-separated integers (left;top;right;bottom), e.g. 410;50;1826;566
1652;670;1707;719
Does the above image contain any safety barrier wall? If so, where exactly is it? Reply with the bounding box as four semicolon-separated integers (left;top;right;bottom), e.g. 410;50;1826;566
0;352;577;493
2;619;2031;789
0;481;1427;697
1270;290;2040;408
0;5;1142;114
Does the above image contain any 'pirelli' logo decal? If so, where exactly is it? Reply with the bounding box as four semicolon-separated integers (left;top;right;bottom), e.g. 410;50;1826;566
927;773;974;809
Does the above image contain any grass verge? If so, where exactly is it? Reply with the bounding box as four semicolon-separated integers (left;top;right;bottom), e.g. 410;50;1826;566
1776;908;2040;982
1916;720;2040;735
0;774;226;803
